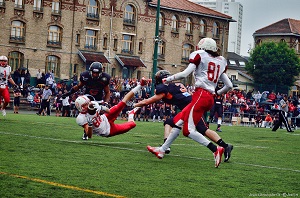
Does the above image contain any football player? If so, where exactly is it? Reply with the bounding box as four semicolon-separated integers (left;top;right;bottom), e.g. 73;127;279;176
63;62;111;104
147;38;233;167
0;55;18;116
76;78;147;140
135;70;233;164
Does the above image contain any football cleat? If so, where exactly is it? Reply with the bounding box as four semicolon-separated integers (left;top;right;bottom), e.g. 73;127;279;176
2;109;6;117
147;145;165;159
165;147;171;154
82;132;89;140
213;146;224;168
216;128;222;132
224;144;233;162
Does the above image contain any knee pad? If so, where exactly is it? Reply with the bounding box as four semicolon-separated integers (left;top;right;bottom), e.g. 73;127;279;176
196;120;208;135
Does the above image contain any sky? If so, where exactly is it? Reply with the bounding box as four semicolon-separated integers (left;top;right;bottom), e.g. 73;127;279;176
236;0;300;56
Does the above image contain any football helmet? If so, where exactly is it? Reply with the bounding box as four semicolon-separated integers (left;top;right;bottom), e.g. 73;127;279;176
89;62;103;79
155;70;171;85
0;56;8;67
197;38;218;52
75;95;90;113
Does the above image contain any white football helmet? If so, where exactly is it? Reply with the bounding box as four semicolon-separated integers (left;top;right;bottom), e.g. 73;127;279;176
197;38;218;52
0;56;8;67
75;95;90;113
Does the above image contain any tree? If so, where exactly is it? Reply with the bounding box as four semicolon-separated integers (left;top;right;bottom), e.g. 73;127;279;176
246;42;300;89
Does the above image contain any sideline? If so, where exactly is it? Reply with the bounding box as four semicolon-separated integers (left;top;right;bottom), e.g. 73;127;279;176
0;171;126;198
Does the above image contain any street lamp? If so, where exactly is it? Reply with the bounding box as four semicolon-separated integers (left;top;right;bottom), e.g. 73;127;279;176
151;0;160;96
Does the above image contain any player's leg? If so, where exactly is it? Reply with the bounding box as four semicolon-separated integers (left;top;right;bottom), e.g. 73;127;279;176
108;121;136;137
1;88;11;116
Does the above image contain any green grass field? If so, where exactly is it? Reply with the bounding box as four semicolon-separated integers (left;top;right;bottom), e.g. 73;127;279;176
0;113;299;198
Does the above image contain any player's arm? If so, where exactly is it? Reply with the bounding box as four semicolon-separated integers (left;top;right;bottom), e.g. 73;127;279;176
134;93;165;107
103;85;111;103
8;75;18;87
216;73;233;96
164;63;196;83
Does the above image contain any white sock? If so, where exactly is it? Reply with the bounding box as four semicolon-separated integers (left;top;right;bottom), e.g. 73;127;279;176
188;129;210;146
131;85;141;95
160;127;180;152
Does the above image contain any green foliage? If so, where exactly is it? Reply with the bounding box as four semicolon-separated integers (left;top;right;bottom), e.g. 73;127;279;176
246;42;300;87
1;113;300;197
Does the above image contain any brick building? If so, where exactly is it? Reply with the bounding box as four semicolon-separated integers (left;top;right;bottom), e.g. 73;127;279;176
0;0;233;84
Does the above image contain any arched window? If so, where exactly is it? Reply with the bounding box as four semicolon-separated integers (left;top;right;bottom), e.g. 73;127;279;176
256;39;262;46
10;20;25;42
47;25;62;46
280;39;285;43
200;19;206;36
8;51;24;71
159;13;164;31
171;15;178;32
212;22;219;38
46;56;60;77
186;17;192;34
124;4;135;25
182;44;193;61
87;0;99;19
158;41;165;59
85;29;97;50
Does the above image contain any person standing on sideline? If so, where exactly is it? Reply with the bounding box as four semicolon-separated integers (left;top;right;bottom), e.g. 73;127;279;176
0;55;19;116
147;38;233;167
37;85;52;116
13;87;22;114
36;69;42;85
63;62;111;104
272;95;293;132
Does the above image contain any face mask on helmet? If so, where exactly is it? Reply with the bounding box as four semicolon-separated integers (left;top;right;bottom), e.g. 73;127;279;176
197;38;218;52
89;62;103;79
75;95;90;113
155;70;171;85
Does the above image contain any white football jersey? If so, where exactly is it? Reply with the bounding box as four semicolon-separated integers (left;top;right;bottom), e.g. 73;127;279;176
190;50;227;94
0;65;11;88
76;111;111;137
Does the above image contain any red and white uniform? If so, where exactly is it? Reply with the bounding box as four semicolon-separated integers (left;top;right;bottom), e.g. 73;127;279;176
166;50;232;138
76;101;136;137
0;65;12;103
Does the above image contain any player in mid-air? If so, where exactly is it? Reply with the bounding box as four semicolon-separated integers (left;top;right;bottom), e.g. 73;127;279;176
0;55;19;116
75;78;146;140
147;37;233;167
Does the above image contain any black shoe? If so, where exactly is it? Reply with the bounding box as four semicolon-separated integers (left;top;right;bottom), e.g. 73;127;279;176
82;133;88;140
224;144;233;162
288;131;294;133
36;113;40;116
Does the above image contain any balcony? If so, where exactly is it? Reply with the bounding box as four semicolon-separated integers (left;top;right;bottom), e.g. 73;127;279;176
84;45;97;50
121;49;133;55
10;36;25;44
86;12;99;20
123;18;135;26
185;30;193;36
181;57;189;63
47;40;61;48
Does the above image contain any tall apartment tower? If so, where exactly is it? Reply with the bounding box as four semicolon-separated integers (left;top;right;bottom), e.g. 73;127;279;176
190;0;243;54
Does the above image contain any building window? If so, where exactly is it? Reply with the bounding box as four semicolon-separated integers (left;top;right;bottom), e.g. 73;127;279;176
85;29;97;50
212;22;219;38
159;13;164;31
33;0;43;12
14;0;24;9
46;56;60;77
8;51;24;72
113;38;118;51
52;0;61;15
280;39;285;43
123;4;135;25
47;25;62;46
75;33;80;45
256;39;262;46
87;0;99;19
171;15;178;32
138;42;143;54
182;44;193;62
200;19;206;36
186;17;192;34
231;75;237;81
158;41;165;59
0;0;5;7
121;34;133;54
103;36;108;49
10;21;25;43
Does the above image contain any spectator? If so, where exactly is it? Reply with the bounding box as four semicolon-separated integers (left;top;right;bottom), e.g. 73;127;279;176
36;69;42;85
254;113;263;127
27;92;34;107
264;113;273;128
13;88;22;114
25;70;31;85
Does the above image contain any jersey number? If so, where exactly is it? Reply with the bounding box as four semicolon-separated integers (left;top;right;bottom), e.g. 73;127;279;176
207;62;220;83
